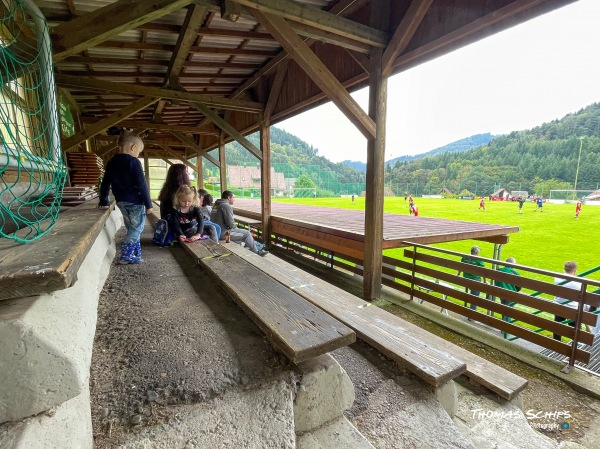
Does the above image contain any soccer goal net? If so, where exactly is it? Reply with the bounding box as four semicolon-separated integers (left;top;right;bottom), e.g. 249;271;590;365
549;190;593;203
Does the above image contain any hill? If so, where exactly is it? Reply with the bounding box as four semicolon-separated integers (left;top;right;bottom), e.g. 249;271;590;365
342;133;495;173
206;127;366;196
388;102;600;197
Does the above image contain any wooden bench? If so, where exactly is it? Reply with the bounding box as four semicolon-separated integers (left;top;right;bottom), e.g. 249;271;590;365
0;201;115;301
226;244;528;399
225;244;467;388
233;214;262;237
178;239;356;364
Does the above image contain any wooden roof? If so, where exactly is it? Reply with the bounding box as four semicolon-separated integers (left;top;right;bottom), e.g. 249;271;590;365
30;0;576;160
232;199;519;247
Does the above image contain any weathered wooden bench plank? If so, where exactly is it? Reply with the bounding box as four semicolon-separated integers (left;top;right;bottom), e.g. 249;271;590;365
227;244;528;399
0;202;115;301
226;244;467;388
181;240;356;364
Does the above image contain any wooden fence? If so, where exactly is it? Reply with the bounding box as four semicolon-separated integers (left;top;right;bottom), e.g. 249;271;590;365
271;234;600;373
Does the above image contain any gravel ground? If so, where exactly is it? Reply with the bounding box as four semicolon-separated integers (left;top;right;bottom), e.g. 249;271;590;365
90;229;600;448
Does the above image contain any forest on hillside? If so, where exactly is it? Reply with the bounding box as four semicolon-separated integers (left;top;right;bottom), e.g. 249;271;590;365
387;103;600;196
207;102;600;197
206;127;366;196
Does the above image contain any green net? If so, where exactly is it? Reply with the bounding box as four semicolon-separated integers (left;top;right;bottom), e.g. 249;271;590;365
0;0;66;242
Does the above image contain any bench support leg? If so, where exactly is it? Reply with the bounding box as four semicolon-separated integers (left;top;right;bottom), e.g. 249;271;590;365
435;380;458;418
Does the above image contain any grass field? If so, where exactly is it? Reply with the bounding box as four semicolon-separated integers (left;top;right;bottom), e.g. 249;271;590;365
272;196;600;282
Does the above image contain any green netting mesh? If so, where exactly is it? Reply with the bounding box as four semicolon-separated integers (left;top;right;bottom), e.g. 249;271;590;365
0;0;66;242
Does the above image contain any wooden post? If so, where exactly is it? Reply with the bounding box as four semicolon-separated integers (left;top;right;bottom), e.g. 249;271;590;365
219;132;227;193
363;49;387;300
197;154;203;190
143;151;151;197
260;121;271;245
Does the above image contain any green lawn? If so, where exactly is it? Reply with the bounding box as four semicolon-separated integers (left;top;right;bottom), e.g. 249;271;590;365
273;196;600;282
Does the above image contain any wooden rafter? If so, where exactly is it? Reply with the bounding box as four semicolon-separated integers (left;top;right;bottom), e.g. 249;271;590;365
264;59;289;121
229;0;386;47
166;5;208;86
51;0;194;62
382;0;434;77
253;10;376;140
62;56;263;70
62;96;160;150
160;146;199;171
191;103;262;159
113;120;218;135
170;131;220;166
393;0;558;71
55;74;264;113
229;0;366;99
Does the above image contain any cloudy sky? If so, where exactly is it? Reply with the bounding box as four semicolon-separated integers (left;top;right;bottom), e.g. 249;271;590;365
277;0;600;163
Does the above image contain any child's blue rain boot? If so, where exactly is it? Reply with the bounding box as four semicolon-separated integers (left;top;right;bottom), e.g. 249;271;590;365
119;242;142;264
133;240;144;262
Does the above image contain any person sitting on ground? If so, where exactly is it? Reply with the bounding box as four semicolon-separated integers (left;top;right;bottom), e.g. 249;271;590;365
211;190;268;256
158;164;189;219
199;193;221;241
494;257;521;322
457;245;486;312
169;185;205;243
553;261;586;341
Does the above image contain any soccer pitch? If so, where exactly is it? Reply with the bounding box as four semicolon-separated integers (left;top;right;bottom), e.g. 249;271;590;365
274;196;600;281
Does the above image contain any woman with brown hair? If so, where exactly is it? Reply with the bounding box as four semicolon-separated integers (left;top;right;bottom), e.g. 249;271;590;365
158;164;189;218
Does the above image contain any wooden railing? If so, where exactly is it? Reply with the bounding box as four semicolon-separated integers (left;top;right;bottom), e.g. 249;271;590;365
270;233;600;373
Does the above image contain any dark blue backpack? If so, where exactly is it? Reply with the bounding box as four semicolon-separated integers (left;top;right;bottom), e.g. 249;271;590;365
152;218;176;247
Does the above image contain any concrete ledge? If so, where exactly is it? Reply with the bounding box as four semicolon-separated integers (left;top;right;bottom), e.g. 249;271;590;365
297;416;375;449
0;209;121;423
116;379;297;449
294;354;355;433
0;389;93;449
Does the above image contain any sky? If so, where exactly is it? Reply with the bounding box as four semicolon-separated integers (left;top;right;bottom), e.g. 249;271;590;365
277;0;600;163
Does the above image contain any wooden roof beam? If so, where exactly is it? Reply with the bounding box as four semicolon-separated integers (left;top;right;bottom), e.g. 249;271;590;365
264;59;289;122
115;120;219;135
229;0;367;99
51;0;194;62
229;0;386;47
166;5;208;87
55;74;264;113
158;145;199;171
62;96;160;150
382;0;433;77
253;10;375;140
191;103;262;160
170;131;221;166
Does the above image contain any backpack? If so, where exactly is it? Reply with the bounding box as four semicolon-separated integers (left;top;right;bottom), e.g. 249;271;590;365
152;218;176;247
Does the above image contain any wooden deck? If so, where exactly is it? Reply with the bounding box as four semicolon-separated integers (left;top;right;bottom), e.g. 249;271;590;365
233;199;519;260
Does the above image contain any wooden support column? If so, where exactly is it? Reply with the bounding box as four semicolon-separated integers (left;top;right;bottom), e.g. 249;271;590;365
363;3;389;300
260;121;271;245
197;154;203;190
219;132;227;193
143;152;151;197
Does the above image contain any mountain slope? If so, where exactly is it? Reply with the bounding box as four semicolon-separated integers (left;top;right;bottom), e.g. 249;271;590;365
343;133;495;173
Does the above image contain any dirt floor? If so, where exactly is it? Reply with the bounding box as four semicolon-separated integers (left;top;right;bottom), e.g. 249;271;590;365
89;232;600;448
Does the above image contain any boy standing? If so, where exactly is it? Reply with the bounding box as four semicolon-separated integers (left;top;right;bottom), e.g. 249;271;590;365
99;130;152;264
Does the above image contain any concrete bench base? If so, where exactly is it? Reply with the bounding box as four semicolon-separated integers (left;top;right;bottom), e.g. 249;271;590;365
0;209;121;430
0;389;93;449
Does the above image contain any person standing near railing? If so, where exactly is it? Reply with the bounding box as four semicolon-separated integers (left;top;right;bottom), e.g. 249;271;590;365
553;261;584;341
458;245;486;312
494;257;521;322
